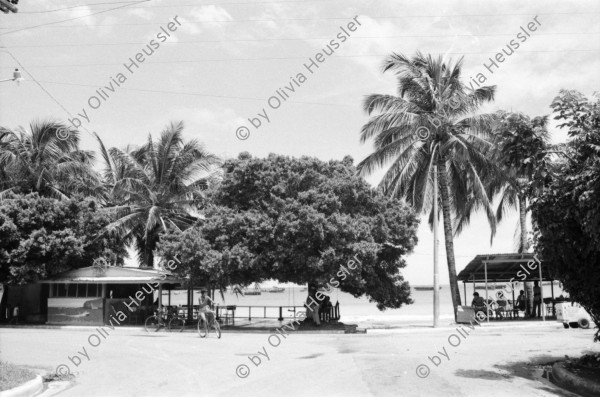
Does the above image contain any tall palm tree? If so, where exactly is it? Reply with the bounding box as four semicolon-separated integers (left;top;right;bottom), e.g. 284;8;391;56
490;112;550;252
101;121;221;267
489;112;550;315
358;52;499;317
0;120;99;199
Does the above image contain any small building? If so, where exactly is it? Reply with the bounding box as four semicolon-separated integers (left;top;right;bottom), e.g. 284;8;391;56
1;266;182;326
457;253;559;322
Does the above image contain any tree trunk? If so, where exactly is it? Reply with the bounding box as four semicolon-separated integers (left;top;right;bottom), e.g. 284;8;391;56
518;195;528;253
437;159;462;320
519;194;533;317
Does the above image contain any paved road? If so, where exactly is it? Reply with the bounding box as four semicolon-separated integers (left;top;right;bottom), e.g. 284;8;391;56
0;324;597;396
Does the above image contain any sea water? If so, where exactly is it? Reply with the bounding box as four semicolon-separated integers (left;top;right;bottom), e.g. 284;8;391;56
160;284;564;325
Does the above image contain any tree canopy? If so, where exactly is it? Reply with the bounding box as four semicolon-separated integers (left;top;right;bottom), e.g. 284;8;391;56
98;121;221;267
0;120;99;199
0;192;126;284
531;90;600;341
157;153;420;310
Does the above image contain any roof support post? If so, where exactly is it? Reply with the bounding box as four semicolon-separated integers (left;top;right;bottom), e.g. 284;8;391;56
158;283;163;312
539;260;545;322
484;260;489;324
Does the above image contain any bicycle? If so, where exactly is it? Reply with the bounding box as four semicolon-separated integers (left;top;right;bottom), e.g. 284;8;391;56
197;311;221;338
144;307;186;332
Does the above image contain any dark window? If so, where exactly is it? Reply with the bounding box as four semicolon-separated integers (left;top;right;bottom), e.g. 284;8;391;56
88;284;98;297
66;284;77;297
57;283;68;297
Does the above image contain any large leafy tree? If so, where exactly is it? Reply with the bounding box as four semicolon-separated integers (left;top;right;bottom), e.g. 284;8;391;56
531;90;600;341
0;192;127;284
101;121;221;267
171;152;420;310
0;120;99;199
156;207;271;290
358;52;498;316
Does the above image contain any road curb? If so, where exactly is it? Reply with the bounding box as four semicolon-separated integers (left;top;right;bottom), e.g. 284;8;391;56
0;375;43;397
0;324;353;334
551;361;600;397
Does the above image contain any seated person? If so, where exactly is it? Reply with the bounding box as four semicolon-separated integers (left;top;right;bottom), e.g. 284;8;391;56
516;290;527;312
320;296;333;322
471;292;485;309
304;288;321;326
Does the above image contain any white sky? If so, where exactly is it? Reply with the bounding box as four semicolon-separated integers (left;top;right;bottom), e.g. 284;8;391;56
1;0;598;285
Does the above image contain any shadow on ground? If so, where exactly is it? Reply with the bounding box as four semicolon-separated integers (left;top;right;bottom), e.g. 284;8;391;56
452;355;579;396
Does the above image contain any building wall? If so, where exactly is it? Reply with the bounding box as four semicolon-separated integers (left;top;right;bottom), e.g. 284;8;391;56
47;297;104;325
3;284;46;323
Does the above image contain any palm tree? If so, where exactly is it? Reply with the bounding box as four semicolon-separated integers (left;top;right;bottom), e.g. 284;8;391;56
0;120;99;199
490;112;550;252
101;121;221;267
357;52;499;317
488;112;550;316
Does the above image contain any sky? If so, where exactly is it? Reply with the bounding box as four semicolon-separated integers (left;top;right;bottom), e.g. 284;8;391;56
0;0;598;285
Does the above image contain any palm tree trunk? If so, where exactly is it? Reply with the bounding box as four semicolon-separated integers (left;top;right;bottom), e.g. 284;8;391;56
437;159;462;320
518;195;528;252
519;194;533;316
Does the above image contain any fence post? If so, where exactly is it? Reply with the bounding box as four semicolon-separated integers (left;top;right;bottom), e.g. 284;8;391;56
278;307;283;321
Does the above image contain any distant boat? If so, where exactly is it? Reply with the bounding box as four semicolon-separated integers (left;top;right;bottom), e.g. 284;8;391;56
414;286;442;291
268;287;285;293
300;287;307;292
243;283;262;295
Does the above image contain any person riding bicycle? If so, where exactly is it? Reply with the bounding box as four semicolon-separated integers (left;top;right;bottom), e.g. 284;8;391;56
198;289;215;324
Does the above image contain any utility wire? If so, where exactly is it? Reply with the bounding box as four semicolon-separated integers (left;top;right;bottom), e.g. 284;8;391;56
4;32;599;48
21;0;342;13
2;11;600;30
0;0;150;36
20;1;148;14
36;80;354;107
1;46;95;137
1;49;596;69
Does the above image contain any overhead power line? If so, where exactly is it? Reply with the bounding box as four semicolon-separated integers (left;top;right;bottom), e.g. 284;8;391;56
2;12;600;30
20;1;148;14
1;45;95;137
36;79;354;107
0;49;597;69
4;31;599;48
21;0;343;13
0;0;150;36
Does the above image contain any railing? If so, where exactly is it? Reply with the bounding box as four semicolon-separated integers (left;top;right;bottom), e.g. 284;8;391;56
165;302;341;323
215;302;340;322
216;305;301;321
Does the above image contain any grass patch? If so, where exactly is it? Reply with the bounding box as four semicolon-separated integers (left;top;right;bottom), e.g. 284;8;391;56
0;362;37;392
